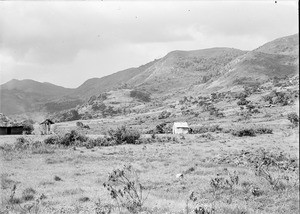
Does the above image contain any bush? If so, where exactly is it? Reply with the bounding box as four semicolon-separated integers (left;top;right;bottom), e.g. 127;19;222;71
44;130;88;146
190;125;223;134
103;165;148;213
130;90;151;102
31;141;55;154
22;120;34;135
232;128;256;137
76;121;84;127
205;104;224;118
22;188;36;201
60;130;88;146
263;90;296;106
158;111;171;119
232;127;273;137
84;137;114;148
287;112;299;127
44;135;61;145
146;123;172;134
237;98;250;106
255;127;273;134
14;137;31;150
108;126;141;145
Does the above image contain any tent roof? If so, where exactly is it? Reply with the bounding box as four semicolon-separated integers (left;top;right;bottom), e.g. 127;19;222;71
173;122;189;128
40;119;55;125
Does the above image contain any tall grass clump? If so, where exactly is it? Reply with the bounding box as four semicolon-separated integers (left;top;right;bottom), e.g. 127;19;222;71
103;165;149;213
107;126;141;145
287;112;299;127
232;127;273;137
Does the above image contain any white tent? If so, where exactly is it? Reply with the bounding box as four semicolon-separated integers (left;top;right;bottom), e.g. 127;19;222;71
172;122;189;134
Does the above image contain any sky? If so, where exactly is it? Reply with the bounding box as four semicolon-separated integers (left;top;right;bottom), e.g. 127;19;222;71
0;0;298;88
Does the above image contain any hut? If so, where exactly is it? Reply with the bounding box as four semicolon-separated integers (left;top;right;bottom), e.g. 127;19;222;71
0;125;23;135
0;113;23;135
172;122;189;134
40;119;55;135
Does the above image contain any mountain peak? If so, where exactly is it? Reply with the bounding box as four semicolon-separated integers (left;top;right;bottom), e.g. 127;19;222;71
254;33;299;55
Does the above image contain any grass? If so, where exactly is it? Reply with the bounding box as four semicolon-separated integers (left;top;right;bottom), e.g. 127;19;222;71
0;91;298;213
1;132;297;213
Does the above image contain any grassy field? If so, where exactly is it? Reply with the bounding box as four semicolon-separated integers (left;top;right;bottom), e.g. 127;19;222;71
1;117;299;213
1;86;299;213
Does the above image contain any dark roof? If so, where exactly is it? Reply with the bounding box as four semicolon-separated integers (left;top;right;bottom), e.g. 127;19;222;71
40;119;55;125
0;125;23;128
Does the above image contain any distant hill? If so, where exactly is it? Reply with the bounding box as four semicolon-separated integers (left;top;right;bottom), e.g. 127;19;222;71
0;79;78;115
1;79;74;97
253;34;299;55
126;47;246;93
71;59;158;98
0;33;298;116
204;34;299;91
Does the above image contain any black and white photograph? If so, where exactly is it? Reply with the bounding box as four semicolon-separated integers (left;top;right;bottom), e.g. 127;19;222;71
0;0;299;213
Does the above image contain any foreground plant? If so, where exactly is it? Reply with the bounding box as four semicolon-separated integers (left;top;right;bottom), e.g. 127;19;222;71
103;165;149;213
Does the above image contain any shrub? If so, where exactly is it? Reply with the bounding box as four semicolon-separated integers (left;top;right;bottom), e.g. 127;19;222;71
22;188;36;201
190;125;223;134
44;135;61;145
44;130;88;146
31;142;55;154
103;165;149;213
232;127;273;137
78;197;90;202
231;128;256;137
108;126;141;145
263;90;296;106
158;111;171;119
84;137;114;148
14;137;30;150
54;176;62;181
152;123;172;134
60;130;88;146
76;121;84;127
22;120;34;135
130;90;151;102
287;112;299;126
237;111;252;121
255;127;273;134
237;98;250;106
205;104;224;118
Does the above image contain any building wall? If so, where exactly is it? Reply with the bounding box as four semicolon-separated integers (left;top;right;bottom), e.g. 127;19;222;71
0;127;23;135
11;127;23;135
0;127;7;135
173;127;189;134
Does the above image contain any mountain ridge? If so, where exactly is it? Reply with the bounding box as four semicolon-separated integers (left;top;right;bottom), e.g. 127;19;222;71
0;33;298;116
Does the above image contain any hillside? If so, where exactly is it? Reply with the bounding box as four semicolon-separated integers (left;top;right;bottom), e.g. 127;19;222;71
254;33;299;55
202;34;299;92
0;80;79;115
0;33;298;116
71;59;158;99
0;79;74;97
127;48;246;93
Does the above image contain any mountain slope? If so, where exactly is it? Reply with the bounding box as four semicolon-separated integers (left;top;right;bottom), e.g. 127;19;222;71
203;34;299;91
0;80;78;115
253;34;299;55
71;59;158;98
0;33;298;116
127;48;246;92
1;79;74;97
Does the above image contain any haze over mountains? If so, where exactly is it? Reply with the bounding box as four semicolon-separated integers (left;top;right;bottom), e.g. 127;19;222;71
0;34;298;116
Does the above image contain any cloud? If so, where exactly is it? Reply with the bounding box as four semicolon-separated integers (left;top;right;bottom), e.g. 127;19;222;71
0;1;298;87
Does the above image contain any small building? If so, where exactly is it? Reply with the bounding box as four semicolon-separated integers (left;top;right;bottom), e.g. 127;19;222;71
172;122;189;134
40;119;55;135
0;125;23;135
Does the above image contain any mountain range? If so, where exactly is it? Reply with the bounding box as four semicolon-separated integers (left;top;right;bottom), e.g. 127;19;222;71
0;33;298;116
